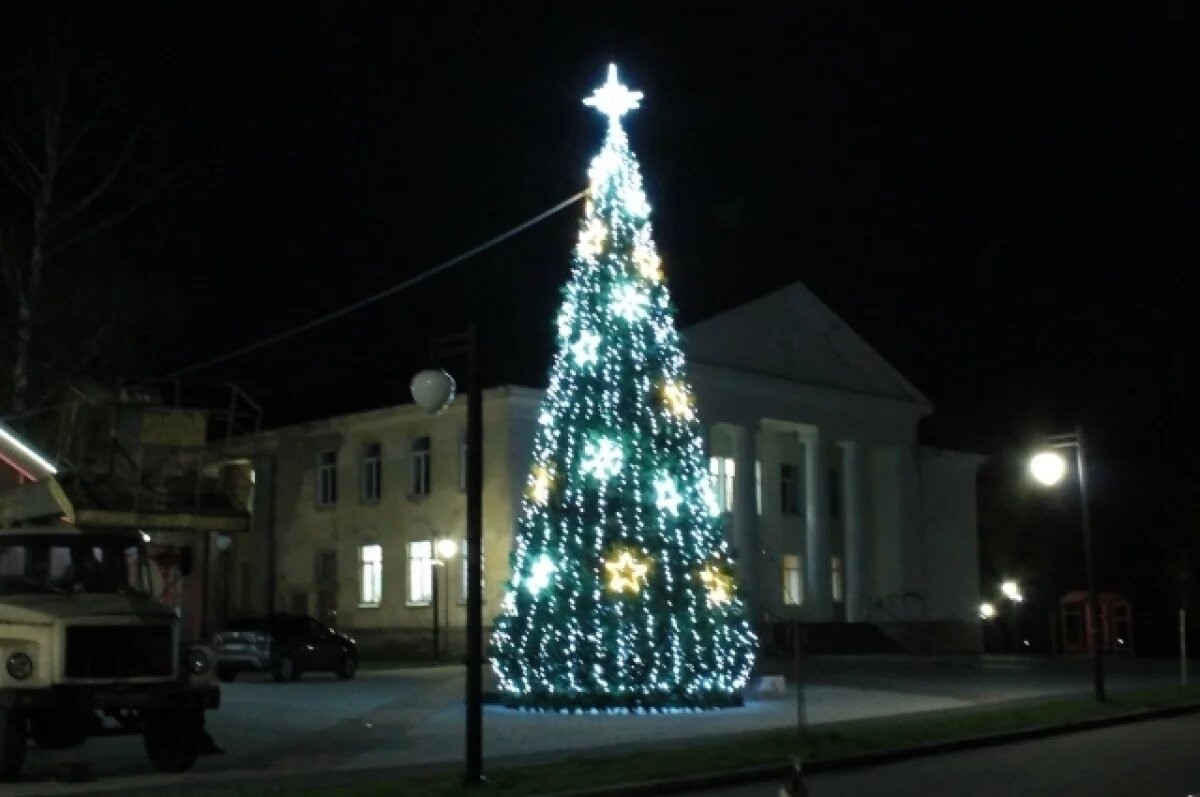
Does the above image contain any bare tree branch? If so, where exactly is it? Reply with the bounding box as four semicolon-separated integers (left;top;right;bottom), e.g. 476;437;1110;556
46;165;180;261
1;130;46;186
1;23;162;412
48;119;144;231
57;75;123;167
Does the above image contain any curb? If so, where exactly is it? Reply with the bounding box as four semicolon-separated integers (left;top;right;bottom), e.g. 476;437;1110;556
536;701;1200;797
18;700;1200;797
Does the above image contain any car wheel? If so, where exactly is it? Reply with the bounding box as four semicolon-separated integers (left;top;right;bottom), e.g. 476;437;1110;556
272;655;299;682
336;653;358;680
0;708;26;782
143;709;200;774
217;666;238;683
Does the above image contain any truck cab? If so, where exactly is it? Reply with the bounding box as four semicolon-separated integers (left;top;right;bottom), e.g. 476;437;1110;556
0;524;219;780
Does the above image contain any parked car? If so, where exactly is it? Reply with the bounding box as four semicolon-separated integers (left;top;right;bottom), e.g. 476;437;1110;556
213;614;357;682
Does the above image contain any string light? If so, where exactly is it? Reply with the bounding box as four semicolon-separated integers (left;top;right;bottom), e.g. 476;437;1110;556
526;555;557;596
661;380;693;419
490;64;756;712
578;218;608;263
528;465;555;506
634;245;662;282
699;566;734;607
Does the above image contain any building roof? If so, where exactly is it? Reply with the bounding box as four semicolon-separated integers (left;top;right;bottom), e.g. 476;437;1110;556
682;281;932;408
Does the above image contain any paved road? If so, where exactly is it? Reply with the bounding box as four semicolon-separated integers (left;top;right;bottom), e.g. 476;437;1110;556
690;713;1200;797
6;656;1185;795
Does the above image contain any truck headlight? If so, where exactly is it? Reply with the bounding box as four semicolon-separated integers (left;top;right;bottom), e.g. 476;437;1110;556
6;652;34;680
187;648;211;676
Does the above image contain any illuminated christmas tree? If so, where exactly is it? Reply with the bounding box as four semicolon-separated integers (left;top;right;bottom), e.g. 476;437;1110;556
490;65;756;711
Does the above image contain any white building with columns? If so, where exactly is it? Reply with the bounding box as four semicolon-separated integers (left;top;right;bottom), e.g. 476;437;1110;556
686;282;983;653
214;281;983;657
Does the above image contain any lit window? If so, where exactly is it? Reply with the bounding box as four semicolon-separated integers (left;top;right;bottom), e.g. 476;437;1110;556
708;456;735;512
411;436;431;496
317;451;338;507
408;540;432;604
783;554;803;606
831;556;844;603
780;464;801;515
361;443;382;503
460;538;484;601
359;544;382;607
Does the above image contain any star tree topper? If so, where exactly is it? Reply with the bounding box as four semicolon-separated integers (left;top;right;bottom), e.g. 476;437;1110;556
583;64;643;124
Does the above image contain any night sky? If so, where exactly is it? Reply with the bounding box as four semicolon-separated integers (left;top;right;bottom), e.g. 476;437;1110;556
5;4;1189;642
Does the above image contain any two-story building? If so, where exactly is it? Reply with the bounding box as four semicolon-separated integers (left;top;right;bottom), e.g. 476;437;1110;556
217;282;985;657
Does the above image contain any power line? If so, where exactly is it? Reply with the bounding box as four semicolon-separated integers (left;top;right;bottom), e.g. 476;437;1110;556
169;189;586;378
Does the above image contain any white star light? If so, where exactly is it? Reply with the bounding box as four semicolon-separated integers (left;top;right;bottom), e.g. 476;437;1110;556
611;284;649;322
655;474;682;516
583;64;643;124
582;436;624;481
572;329;601;366
526;554;557;596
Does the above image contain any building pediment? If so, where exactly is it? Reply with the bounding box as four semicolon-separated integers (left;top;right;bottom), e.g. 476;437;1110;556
682;281;930;408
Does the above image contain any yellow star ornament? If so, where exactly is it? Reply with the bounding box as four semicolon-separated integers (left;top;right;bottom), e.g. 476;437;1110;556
699;565;734;607
604;550;650;595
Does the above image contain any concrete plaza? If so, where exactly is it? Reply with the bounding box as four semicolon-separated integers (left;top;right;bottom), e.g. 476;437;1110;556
7;655;1183;795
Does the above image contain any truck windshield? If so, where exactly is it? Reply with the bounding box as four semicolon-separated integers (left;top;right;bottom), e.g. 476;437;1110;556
0;535;151;597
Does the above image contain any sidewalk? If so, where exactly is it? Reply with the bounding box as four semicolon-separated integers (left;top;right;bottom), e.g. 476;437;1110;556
5;684;967;796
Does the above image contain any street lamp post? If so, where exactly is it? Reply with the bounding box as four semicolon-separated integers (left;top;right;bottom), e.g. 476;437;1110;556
1030;426;1106;702
431;538;458;665
410;324;484;787
999;579;1024;653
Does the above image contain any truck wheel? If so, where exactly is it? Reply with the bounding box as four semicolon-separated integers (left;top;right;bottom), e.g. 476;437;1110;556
0;708;27;781
143;710;200;773
272;655;299;682
335;652;357;680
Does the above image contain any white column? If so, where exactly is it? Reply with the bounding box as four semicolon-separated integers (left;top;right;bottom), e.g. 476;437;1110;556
804;432;832;620
840;441;868;622
732;424;759;619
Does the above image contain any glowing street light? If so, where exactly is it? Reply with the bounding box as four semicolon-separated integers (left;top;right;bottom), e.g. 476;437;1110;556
1029;451;1067;486
436;538;459;561
979;601;997;620
1001;580;1024;603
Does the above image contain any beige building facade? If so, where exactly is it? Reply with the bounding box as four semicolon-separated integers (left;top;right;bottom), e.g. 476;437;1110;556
217;282;985;657
218;388;542;657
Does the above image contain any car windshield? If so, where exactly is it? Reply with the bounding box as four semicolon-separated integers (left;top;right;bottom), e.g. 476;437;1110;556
0;535;151;597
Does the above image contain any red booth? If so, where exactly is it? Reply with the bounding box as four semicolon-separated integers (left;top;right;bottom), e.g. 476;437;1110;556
1059;591;1133;656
